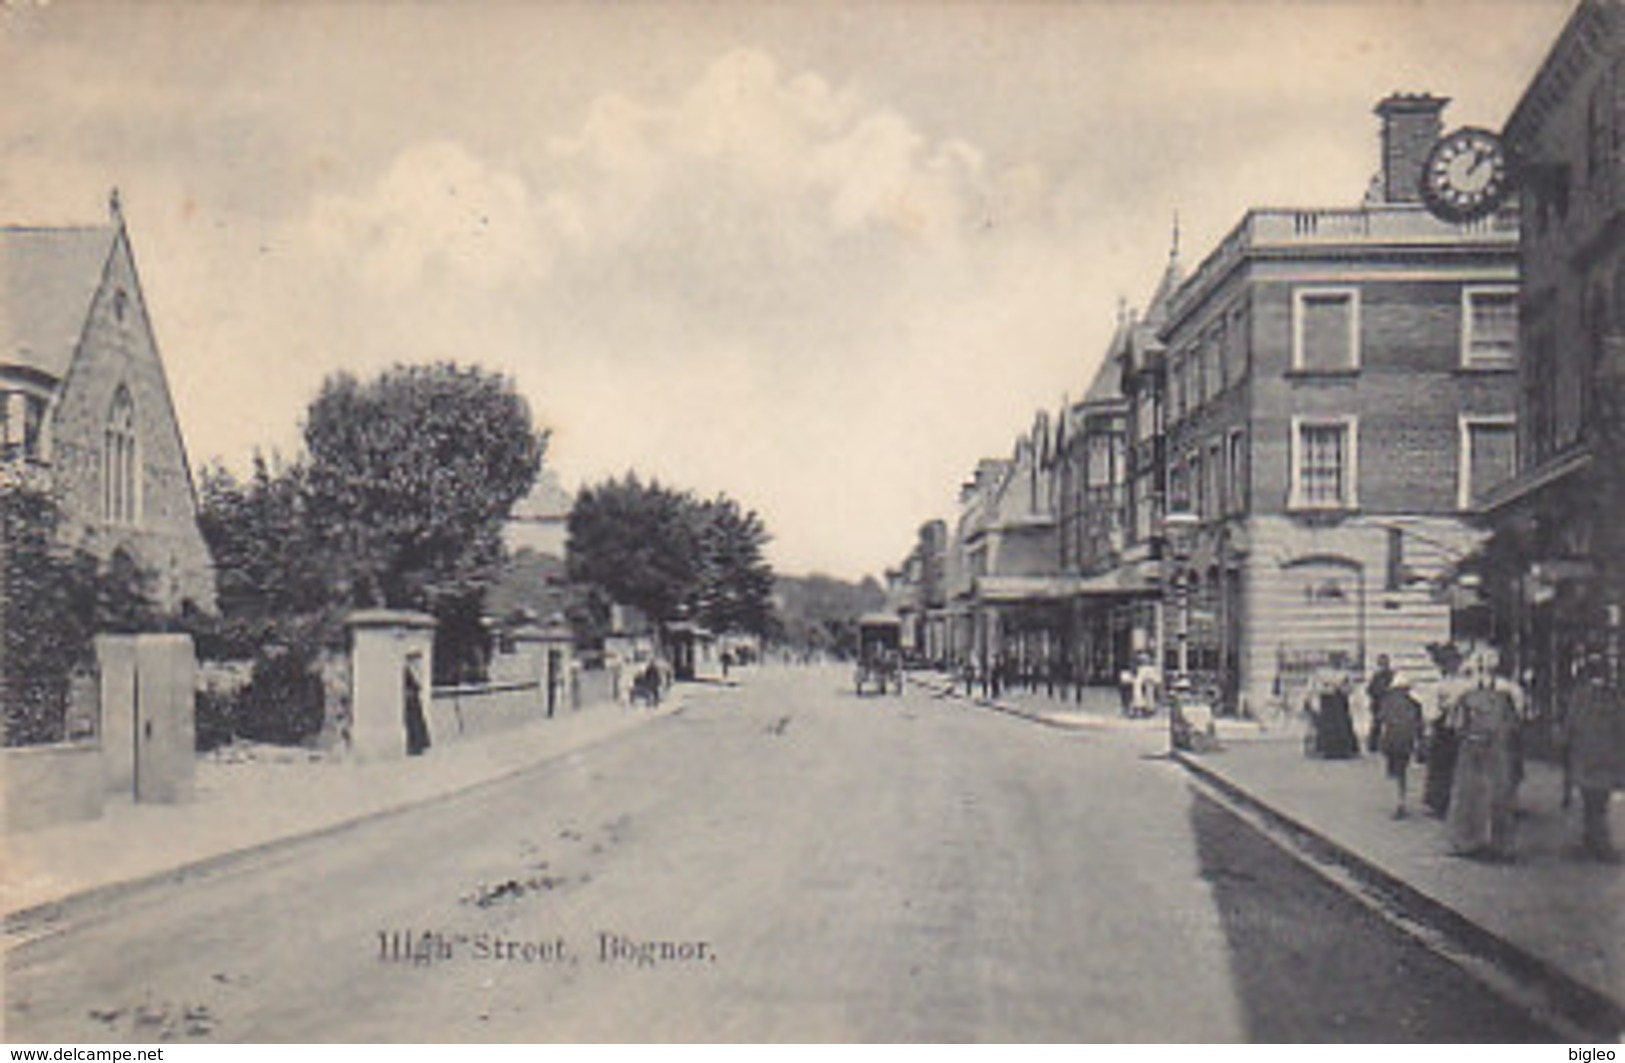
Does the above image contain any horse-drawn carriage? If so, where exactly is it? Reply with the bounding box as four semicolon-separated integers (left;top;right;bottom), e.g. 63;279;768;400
854;614;904;697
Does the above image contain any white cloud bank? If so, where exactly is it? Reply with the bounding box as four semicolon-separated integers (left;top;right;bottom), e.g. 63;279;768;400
157;47;1104;578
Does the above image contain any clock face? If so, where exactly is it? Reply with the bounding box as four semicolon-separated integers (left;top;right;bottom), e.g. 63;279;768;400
1421;127;1510;223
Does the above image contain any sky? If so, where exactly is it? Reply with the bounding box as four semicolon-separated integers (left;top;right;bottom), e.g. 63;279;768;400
0;0;1573;581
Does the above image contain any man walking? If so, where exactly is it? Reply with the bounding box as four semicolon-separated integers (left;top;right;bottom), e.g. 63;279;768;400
1565;654;1624;863
1366;654;1394;753
1376;673;1424;818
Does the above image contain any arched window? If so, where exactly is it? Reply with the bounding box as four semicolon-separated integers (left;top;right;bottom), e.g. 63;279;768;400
104;386;138;525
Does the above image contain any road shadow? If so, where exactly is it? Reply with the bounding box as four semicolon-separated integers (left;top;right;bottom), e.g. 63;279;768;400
1187;791;1557;1042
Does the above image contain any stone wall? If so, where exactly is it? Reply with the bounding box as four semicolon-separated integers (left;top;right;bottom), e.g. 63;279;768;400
2;742;103;833
424;667;619;747
428;682;544;743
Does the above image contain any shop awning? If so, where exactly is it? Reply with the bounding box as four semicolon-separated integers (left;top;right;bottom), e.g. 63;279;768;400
1073;563;1162;597
1476;446;1593;515
974;566;1159;603
974;575;1086;602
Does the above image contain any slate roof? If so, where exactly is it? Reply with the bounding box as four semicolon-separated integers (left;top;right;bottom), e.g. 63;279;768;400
1080;345;1123;406
1141;250;1185;332
0;225;115;382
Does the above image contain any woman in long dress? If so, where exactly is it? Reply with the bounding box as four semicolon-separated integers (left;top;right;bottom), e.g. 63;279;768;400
1423;650;1469;817
1315;671;1360;759
1446;658;1518;859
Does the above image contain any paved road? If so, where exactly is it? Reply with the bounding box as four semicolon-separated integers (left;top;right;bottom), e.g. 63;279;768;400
4;665;1555;1041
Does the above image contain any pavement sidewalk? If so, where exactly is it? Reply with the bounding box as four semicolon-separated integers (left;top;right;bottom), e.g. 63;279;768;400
2;689;698;924
1178;730;1625;1035
924;669;1625;1036
908;672;1262;744
908;672;1160;731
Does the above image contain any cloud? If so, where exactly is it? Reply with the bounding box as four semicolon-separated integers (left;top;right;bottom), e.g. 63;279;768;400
165;47;1103;577
304;141;548;292
23;43;1143;577
539;48;1022;261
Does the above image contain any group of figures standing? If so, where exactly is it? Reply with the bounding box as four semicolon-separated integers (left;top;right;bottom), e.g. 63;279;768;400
1302;645;1623;864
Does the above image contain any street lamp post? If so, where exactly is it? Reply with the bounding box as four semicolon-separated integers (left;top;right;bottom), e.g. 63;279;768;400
1162;511;1202;752
1163;511;1200;689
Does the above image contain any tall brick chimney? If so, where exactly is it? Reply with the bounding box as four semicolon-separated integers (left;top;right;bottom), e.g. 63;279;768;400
1374;93;1449;204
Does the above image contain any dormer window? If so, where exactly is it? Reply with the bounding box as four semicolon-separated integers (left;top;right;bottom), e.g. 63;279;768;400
113;289;129;325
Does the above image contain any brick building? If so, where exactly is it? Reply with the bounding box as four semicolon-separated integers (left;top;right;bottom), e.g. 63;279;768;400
1152;95;1521;716
1484;0;1625;741
0;195;215;614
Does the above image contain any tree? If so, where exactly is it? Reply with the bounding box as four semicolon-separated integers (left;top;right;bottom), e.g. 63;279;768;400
194;456;345;744
772;573;886;658
566;475;702;627
302;363;547;680
199;456;332;619
196;455;340;660
566;476;778;638
691;496;776;636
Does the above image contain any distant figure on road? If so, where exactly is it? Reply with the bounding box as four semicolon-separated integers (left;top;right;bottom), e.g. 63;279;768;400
1447;655;1519;861
1563;653;1623;862
1118;664;1136;716
1376;673;1424;818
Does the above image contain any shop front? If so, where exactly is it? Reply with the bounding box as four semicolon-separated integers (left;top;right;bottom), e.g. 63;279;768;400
1483;454;1625;758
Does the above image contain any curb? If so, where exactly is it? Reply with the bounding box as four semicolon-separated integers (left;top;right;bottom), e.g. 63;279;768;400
4;699;687;940
1173;748;1625;1040
905;675;1122;732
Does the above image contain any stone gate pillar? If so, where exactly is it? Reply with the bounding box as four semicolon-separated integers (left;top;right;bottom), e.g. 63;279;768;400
509;615;574;716
346;610;437;761
96;632;196;803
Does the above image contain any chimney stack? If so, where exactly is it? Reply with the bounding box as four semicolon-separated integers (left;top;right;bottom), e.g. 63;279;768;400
1374;94;1449;204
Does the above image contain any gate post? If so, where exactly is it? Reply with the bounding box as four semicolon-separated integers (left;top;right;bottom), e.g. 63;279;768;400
96;632;196;803
134;634;196;803
346;610;437;761
96;635;137;797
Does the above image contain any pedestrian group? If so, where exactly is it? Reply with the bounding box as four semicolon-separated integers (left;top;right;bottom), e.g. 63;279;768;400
1304;644;1623;864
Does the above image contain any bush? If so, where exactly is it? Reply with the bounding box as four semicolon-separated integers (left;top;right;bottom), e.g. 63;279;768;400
235;634;326;746
194;685;240;752
2;482;100;746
